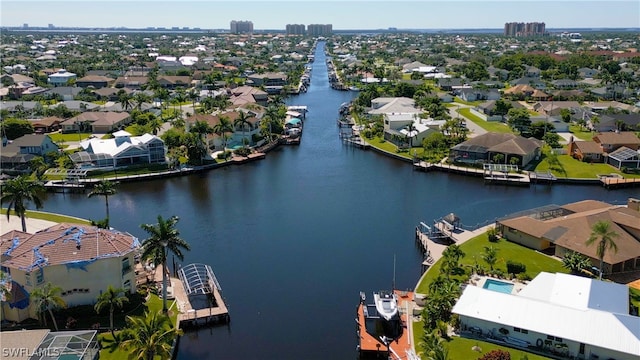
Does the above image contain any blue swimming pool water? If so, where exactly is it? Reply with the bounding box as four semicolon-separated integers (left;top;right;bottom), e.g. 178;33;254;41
483;279;514;294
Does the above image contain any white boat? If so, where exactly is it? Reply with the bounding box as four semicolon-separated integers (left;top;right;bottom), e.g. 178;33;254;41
374;291;398;321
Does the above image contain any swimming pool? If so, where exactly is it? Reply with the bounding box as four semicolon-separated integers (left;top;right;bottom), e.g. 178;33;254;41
483;279;514;294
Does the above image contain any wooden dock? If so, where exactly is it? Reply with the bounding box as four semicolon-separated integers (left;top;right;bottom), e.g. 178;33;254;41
601;177;640;189
483;171;530;186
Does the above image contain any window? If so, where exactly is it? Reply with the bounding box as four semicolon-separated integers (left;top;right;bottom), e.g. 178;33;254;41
25;272;32;286
521;329;528;334
555;337;563;342
123;279;131;291
36;268;44;284
122;257;131;276
513;327;521;332
579;343;585;355
546;335;554;340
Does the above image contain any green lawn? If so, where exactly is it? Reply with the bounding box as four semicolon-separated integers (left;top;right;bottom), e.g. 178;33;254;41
534;154;640;179
364;136;425;160
0;208;91;224
445;337;552;360
453;98;482;107
415;231;568;294
98;294;178;360
48;133;93;142
568;124;594;141
458;108;513;134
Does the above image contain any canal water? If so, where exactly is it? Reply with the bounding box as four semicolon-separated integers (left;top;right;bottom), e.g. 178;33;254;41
41;42;636;359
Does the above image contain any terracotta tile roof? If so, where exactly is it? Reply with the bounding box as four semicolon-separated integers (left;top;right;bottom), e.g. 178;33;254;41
0;223;139;271
500;203;640;265
1;230;31;255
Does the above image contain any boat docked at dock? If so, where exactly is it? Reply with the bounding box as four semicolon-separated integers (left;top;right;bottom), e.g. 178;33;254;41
374;290;399;321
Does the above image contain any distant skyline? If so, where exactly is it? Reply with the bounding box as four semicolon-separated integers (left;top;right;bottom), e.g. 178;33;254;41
1;1;639;30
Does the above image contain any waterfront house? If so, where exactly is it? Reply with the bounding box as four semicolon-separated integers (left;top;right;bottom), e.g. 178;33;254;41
247;72;288;87
70;131;166;168
369;97;421;115
593;132;640;153
497;199;640;274
0;223;140;323
61;112;132;133
0;134;59;173
450;132;541;167
382;113;444;147
453;272;640;360
47;69;76;87
568;140;604;163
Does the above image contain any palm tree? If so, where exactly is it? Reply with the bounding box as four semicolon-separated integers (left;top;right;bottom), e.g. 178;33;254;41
1;176;45;232
586;220;619;280
120;311;182;360
212;115;234;156
31;282;67;331
118;91;133;112
87;180;118;226
95;285;129;338
482;246;499;271
140;215;190;313
234;110;252;148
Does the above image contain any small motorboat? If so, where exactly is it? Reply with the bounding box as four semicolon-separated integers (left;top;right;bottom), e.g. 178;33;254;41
374;290;398;321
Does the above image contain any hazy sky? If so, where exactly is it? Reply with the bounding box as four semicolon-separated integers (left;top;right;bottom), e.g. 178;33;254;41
1;1;639;30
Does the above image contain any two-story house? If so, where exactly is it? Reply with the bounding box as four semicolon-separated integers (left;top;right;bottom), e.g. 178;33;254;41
47;69;76;87
0;223;140;323
0;134;59;172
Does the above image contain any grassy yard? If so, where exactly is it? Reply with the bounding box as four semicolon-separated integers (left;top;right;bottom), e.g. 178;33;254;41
534;154;640;179
415;231;568;294
98;294;179;360
568;124;594;141
446;337;552;360
453;98;483;107
364;136;425;160
0;208;91;224
458;108;513;134
49;133;93;142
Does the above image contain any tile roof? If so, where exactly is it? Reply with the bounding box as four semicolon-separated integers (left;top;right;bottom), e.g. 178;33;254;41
573;141;603;154
594;132;640;146
1;223;139;271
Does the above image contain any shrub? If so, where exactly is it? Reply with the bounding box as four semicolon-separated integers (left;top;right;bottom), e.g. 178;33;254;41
516;273;532;281
487;227;500;242
478;349;511;360
506;260;526;275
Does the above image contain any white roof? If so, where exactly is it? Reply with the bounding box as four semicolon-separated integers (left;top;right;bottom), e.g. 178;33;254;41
82;133;160;157
112;130;132;137
179;56;199;66
453;273;640;356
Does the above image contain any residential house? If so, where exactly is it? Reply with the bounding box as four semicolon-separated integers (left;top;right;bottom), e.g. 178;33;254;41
47;69;76;87
455;88;500;102
157;75;191;89
75;75;114;89
29;116;63;133
509;77;546;89
0;329;99;359
45;86;83;101
70;131;166;168
497;199;640;274
551;79;578;89
532;101;582;117
568;140;604;162
247;72;288;87
594;113;640;132
437;77;464;92
1;134;59;172
228;86;268;107
594;132;640;153
401;61;429;73
487;66;509;81
61;112;132;133
450;132;541;167
114;76;149;89
382;113;444;147
52;100;99;112
92;87;133;101
0;223;140;322
453;272;640;360
369;97;421;115
524;65;541;78
578;67;599;79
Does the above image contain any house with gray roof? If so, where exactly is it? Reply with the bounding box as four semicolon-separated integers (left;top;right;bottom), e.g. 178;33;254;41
450;132;542;167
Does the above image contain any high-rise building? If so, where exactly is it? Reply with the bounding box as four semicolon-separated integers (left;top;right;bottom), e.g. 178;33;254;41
286;24;306;35
307;24;332;36
504;22;546;36
230;20;254;34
